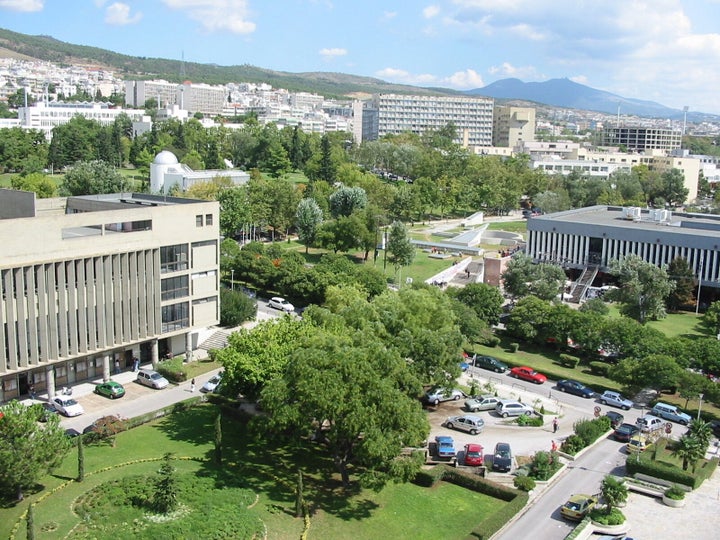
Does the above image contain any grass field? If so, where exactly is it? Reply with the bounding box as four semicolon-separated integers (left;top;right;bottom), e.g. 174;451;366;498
0;404;507;540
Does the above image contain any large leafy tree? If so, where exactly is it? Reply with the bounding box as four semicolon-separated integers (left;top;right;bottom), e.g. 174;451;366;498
386;220;415;280
605;254;674;324
217;186;252;239
610;354;683;393
701;301;720;336
329;186;368;218
666;257;696;312
11;172;57;198
0;401;72;500
295;197;324;253
501;253;567;302
260;324;428;489
449;282;504;325
59;159;129;196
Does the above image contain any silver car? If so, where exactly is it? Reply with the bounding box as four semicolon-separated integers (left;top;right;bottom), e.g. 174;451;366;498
465;395;501;412
445;414;485;435
136;369;169;389
495;400;534;418
599;390;634;410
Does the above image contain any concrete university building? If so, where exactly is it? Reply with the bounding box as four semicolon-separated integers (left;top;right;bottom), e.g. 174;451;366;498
0;190;220;402
525;205;720;301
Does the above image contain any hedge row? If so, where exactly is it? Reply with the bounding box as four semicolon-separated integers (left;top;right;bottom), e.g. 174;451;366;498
625;452;719;489
414;465;528;539
558;354;580;368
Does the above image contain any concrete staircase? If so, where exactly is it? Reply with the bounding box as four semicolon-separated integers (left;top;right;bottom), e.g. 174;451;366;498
569;265;598;303
198;329;232;351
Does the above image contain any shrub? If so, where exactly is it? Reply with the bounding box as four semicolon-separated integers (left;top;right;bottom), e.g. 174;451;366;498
664;484;686;500
220;287;257;326
589;507;625;525
561;434;585;455
156;358;188;382
516;414;544;427
509;342;519;353
625;451;704;488
589;361;611;376
574;416;611;447
528;450;561;480
513;475;536;491
558;354;580;368
484;336;501;347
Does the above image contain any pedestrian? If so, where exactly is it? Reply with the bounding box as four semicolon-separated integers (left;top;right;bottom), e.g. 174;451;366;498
114;359;120;374
29;383;36;400
465;268;470;279
552;417;559;433
190;378;195;392
133;357;140;372
551;440;558;452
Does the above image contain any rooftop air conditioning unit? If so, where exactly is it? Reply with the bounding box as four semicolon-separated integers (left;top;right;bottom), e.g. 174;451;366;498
623;207;641;220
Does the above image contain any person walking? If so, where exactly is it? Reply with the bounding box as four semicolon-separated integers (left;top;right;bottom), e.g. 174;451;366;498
190;378;195;392
29;383;36;400
552;417;559;433
114;359;120;374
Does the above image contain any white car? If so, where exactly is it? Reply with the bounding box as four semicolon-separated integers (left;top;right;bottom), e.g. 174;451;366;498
136;369;169;389
201;373;223;393
423;387;465;406
52;396;85;417
599;390;634;410
268;296;294;312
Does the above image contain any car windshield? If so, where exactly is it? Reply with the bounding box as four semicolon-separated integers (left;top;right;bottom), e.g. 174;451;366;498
466;450;481;457
63;399;78;406
565;502;581;511
150;373;163;380
496;448;510;458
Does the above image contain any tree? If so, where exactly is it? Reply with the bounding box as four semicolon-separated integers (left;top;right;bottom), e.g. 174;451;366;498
605;254;674;324
329;186;368;218
153;453;178;513
77;435;85;482
666;257;695;312
386;221;415;282
701;300;720;336
260;327;429;488
295;198;324;253
686;419;713;449
26;503;35;540
671;434;705;471
0;401;72;500
11;172;57;198
86;414;127;447
505;295;553;343
610;354;683;393
450;282;504;325
217;187;252;239
59;159;129;196
214;411;223;465
660;169;689;207
219;287;257;326
501;253;567;302
600;475;628;515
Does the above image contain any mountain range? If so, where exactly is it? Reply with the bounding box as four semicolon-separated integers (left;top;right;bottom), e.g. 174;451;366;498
0;27;716;122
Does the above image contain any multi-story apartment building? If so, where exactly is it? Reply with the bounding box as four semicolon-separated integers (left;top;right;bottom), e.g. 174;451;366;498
360;94;494;147
124;79;179;109
602;127;682;152
0;190;220;402
178;82;227;117
492;105;536;148
18;102;149;139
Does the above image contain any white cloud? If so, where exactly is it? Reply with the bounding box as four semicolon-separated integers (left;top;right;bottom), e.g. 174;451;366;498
423;5;440;19
376;67;484;89
162;0;256;34
488;62;542;81
446;69;484;88
381;11;397;22
105;3;142;25
319;47;347;59
0;0;43;11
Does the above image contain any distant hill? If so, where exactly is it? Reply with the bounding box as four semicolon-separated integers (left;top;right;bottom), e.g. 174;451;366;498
467;78;716;121
0;27;458;100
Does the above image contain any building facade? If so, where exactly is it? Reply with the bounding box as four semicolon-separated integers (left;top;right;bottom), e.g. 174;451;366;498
525;205;720;291
602;127;682;152
364;94;494;146
492;105;536;148
0;190;220;402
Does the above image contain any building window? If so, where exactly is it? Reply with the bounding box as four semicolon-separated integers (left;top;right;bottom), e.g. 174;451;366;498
205;213;213;226
196;215;203;227
161;302;189;333
161;275;189;301
160;244;188;273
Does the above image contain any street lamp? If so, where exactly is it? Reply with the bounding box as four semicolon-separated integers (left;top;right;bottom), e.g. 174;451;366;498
696;259;704;314
698;393;704;420
231;269;234;290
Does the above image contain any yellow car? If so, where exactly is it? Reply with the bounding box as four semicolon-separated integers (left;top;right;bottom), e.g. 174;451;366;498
560;494;598;521
626;434;649;453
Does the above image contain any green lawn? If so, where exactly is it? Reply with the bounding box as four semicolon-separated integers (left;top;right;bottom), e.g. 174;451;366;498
1;404;509;540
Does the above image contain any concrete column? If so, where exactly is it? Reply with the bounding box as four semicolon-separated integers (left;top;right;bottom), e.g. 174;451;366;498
185;332;193;363
151;339;159;368
102;354;111;382
46;364;56;399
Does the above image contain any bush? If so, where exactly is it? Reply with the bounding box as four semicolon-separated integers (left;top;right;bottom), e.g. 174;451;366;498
528;450;562;480
516;414;544;427
558;354;580;368
513;475;536;491
574;416;611;446
625;451;710;488
509;342;519;353
561;434;585;455
220;287;258;326
483;336;501;347
589;507;625;525
664;484;686;500
589;361;611;376
156;358;188;383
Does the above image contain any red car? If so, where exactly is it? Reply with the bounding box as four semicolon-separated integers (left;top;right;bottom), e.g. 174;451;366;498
509;366;547;384
464;443;484;466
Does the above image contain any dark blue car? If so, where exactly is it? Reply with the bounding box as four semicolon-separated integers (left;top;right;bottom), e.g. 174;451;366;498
556;379;595;398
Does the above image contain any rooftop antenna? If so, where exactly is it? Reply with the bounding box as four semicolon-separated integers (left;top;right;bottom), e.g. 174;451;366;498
682;106;689;136
180;50;186;79
616;100;622;128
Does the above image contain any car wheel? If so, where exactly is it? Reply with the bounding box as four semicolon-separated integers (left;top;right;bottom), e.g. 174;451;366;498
471;429;478;435
560;387;566;392
432;399;439;406
447;423;454;429
502;412;509;418
453;395;460;401
680;420;688;426
623;405;630;410
495;368;501;373
600;399;606;405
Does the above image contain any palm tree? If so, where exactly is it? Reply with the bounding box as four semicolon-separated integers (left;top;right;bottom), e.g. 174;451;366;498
671;434;705;471
601;474;628;515
687;419;713;449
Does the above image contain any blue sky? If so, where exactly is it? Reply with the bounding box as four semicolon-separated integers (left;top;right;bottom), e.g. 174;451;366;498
1;0;720;115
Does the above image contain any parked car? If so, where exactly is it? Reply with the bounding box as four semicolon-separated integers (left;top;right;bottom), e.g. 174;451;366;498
94;381;125;399
509;366;547;384
556;379;595;398
201;373;223;393
626;434;650;453
463;443;484;466
434;435;456;459
600;390;634;410
136;369;169;389
650;402;692;425
268;296;295;312
495;400;534;418
464;395;501;412
636;414;664;433
52;396;85;417
560;493;598;521
36;401;58;422
472;355;508;373
492;442;513;472
445;414;485;435
613;422;640;442
423;387;465;406
605;410;624;429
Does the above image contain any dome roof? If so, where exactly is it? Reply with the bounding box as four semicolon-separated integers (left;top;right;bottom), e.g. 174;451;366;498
153;150;179;165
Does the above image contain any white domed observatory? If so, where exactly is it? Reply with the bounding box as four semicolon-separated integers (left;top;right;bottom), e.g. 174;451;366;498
149;150;250;194
150;150;181;192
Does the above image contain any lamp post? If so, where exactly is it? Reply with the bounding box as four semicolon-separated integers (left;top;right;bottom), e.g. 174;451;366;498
698;393;704;420
231;269;234;290
696;259;703;314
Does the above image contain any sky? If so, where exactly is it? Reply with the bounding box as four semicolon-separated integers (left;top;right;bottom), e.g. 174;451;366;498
1;0;720;114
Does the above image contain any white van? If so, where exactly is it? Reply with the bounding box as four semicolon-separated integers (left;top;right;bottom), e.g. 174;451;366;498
635;414;664;433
